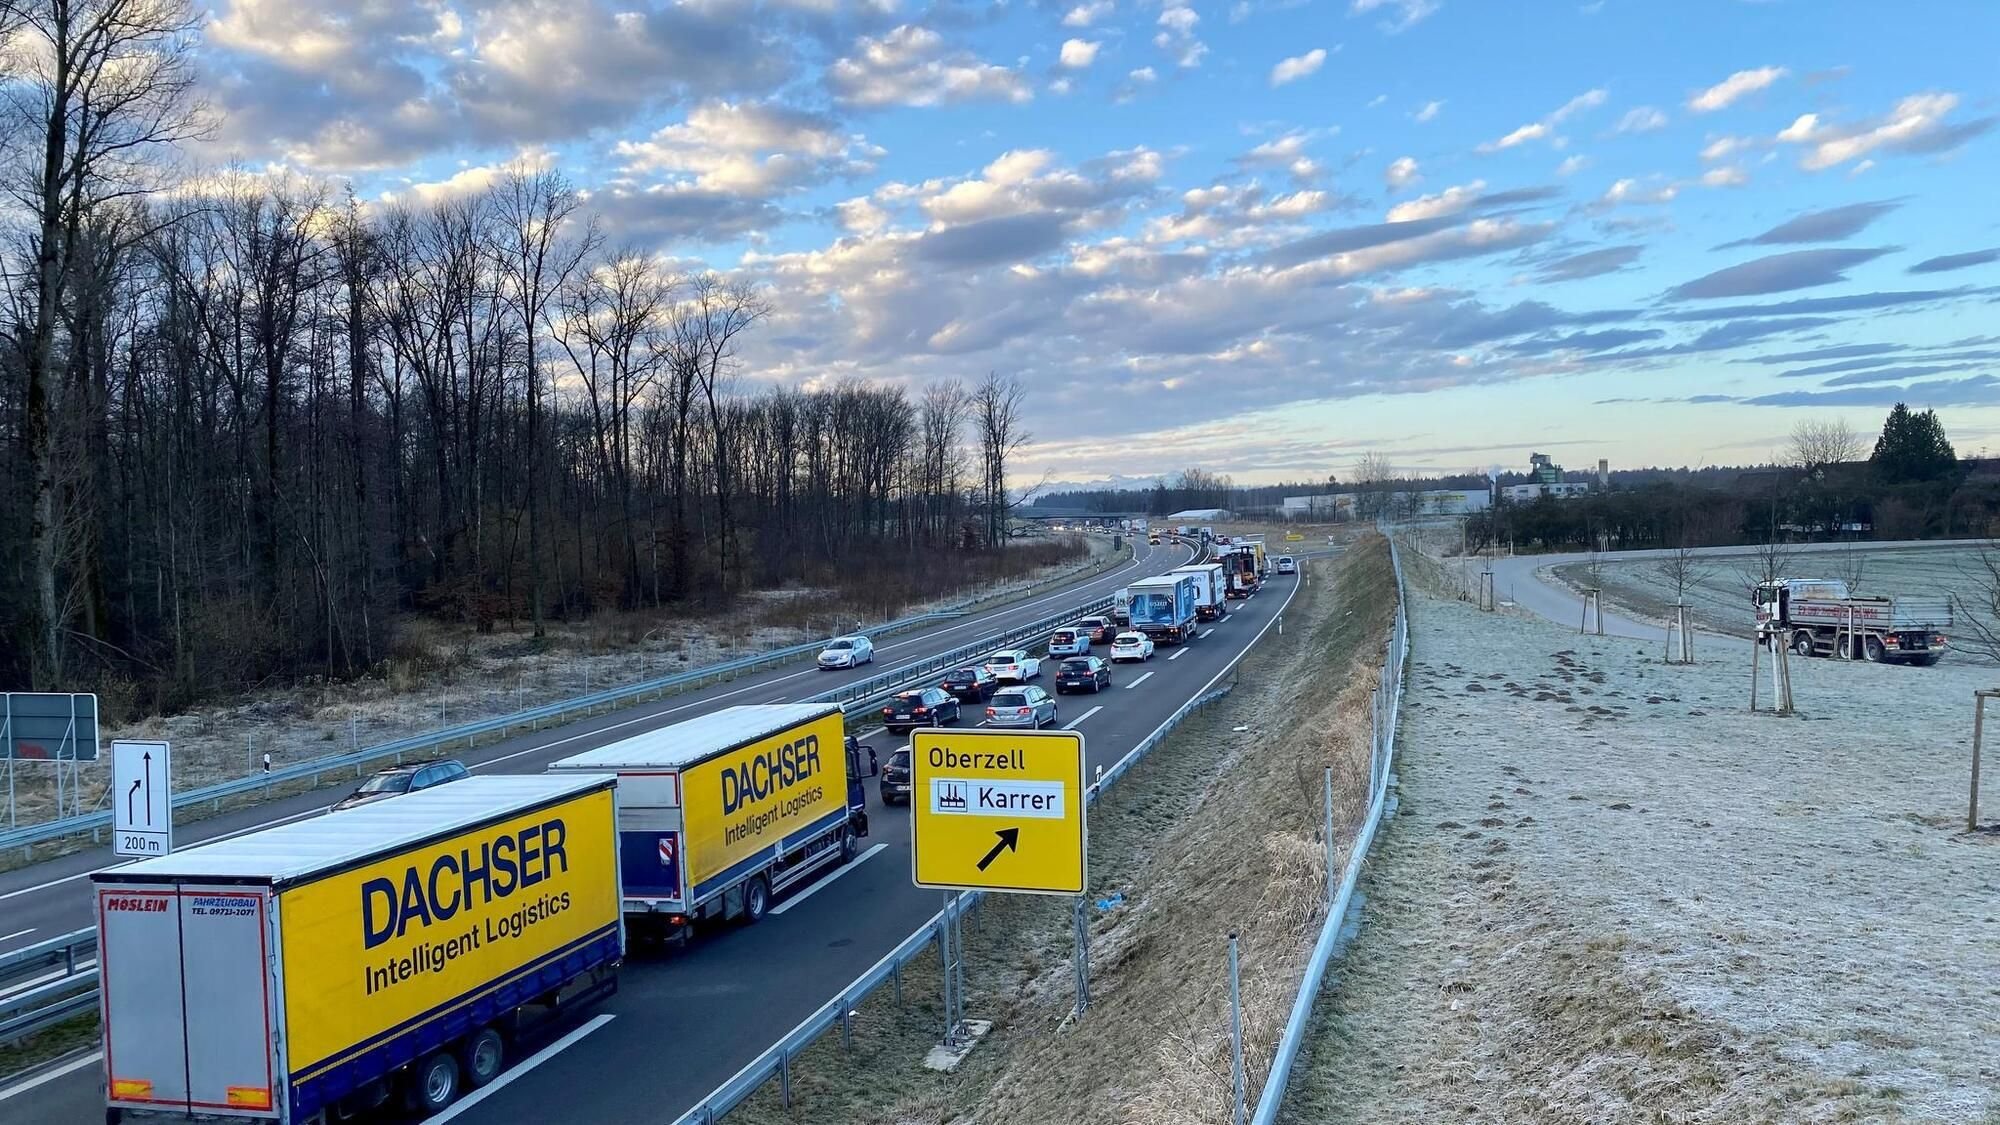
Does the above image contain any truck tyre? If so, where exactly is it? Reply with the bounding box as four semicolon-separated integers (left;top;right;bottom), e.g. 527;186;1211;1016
462;1027;505;1088
407;1051;461;1114
839;828;858;862
1864;636;1886;663
744;876;771;924
1791;631;1815;658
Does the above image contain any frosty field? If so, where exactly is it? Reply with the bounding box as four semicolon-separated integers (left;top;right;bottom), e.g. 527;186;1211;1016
1555;544;1996;659
1284;578;2000;1123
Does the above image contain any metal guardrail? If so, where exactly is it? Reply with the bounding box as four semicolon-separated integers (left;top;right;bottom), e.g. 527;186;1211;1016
0;544;1139;857
1250;536;1409;1125
0;575;1136;1051
672;684;1236;1125
0;928;98;1045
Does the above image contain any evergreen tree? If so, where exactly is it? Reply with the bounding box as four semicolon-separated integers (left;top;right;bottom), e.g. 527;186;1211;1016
1870;402;1958;484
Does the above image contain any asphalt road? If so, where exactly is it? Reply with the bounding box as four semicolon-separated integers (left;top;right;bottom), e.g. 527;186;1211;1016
0;540;1191;958
1485;538;1978;644
0;537;1221;1120
0;547;1320;1125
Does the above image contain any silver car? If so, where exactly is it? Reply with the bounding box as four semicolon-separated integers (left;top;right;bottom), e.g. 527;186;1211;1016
985;686;1058;729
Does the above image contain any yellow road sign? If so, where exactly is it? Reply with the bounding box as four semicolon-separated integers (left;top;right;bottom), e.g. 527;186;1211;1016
910;728;1087;895
1284;532;1304;541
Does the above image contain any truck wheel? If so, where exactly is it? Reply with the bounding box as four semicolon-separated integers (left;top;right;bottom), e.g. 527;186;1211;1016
839;829;858;862
1864;636;1886;663
462;1027;506;1088
1791;631;1815;658
407;1051;461;1114
743;876;770;924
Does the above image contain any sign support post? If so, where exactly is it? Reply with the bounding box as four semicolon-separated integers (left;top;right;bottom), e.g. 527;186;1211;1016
1072;895;1090;1017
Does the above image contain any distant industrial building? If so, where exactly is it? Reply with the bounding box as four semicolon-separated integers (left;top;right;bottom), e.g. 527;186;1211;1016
1168;508;1233;521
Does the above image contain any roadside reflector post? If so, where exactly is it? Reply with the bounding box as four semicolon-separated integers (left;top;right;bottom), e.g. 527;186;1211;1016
1073;895;1090;1018
1228;932;1246;1125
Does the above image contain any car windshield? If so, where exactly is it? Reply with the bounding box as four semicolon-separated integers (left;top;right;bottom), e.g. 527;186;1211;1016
890;749;911;769
948;668;975;679
826;640;852;650
895;692;923;703
993;692;1028;707
356;772;412;795
1053;632;1074;641
1062;659;1092;672
990;654;1017;664
1116;634;1144;644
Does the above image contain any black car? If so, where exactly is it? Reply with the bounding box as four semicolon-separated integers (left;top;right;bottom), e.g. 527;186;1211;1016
1054;656;1111;694
332;758;470;811
881;686;961;732
939;666;998;703
880;748;913;805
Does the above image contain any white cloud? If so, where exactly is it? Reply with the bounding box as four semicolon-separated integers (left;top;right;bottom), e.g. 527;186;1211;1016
1701;166;1749;187
1701;134;1753;161
1480;121;1549;152
1350;0;1441;33
1774;92;1992;171
1386;179;1485;222
1549;88;1608;124
1059;38;1101;68
829;25;1032;108
1688;66;1787;113
612;101;878;197
1155;3;1207;68
1556;154;1589;176
1062;0;1113;27
1129;66;1157;83
1270;48;1328;86
1367;93;1389;109
1615;106;1669;134
1385;156;1420;188
1414;99;1443;123
1479;88;1605;152
837;195;890;235
1599;177;1679;206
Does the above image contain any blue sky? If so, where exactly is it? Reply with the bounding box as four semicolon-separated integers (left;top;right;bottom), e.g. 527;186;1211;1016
197;0;2000;484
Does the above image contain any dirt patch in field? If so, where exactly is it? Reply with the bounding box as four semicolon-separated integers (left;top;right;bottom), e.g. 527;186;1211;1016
1279;582;2000;1123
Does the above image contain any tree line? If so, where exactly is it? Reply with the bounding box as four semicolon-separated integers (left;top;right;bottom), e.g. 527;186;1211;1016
0;0;1038;708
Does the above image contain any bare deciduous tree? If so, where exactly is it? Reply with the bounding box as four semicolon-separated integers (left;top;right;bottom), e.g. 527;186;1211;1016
1789;417;1863;474
974;372;1029;545
2;0;206;685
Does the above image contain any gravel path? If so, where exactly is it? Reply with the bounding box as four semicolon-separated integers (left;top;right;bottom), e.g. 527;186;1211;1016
1283;586;2000;1123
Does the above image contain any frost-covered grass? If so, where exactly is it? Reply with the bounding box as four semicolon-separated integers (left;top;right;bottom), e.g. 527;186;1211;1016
1282;585;2000;1123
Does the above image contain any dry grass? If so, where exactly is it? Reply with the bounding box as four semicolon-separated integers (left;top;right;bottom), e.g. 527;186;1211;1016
725;535;1401;1125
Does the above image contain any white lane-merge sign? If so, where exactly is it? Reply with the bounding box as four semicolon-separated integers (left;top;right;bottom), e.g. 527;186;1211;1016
111;739;172;858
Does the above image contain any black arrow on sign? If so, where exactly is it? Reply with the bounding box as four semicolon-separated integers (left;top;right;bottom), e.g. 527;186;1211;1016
142;752;154;826
976;828;1020;872
126;777;142;824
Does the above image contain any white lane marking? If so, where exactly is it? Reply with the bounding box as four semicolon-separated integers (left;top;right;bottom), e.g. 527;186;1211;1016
0;1050;101;1104
766;696;787;703
0;928;34;943
1125;672;1155;689
1200;629;1214;638
429;1013;617;1123
770;844;888;916
1168;649;1189;661
1061;706;1102;730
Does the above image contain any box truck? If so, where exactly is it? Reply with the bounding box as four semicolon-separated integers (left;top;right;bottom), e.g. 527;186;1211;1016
1128;573;1200;643
1172;562;1228;621
548;703;869;942
1221;545;1259;598
94;774;623;1123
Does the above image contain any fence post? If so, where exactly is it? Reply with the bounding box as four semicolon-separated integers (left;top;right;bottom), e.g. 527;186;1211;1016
1229;932;1246;1125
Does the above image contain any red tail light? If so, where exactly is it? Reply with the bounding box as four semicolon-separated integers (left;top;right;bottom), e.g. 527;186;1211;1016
882;707;894;716
985;707;996;716
914;706;929;714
